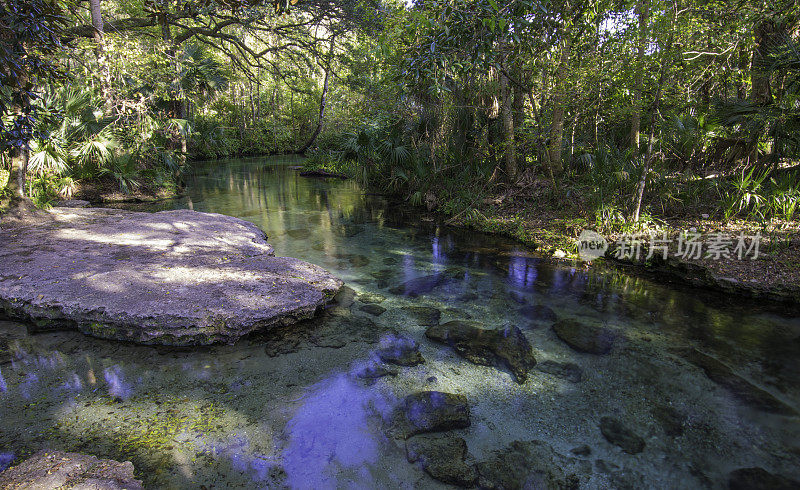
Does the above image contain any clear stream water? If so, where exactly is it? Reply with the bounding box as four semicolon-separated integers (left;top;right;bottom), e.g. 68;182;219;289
1;156;799;488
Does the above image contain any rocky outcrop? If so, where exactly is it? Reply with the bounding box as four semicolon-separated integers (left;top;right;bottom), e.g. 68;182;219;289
425;321;536;383
0;450;143;489
0;208;343;345
393;391;471;439
552;319;618;355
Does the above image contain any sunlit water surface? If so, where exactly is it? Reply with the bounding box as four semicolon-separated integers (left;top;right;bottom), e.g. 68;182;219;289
1;156;798;488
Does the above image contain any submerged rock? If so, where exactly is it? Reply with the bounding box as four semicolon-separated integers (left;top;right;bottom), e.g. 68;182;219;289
680;348;798;416
390;274;447;297
0;208;342;345
552;319;617;354
286;228;311;239
353;362;397;380
728;467;800;490
359;304;386;316
0;450;143;489
376;334;425;366
477;440;585;490
536;360;583;383
406;435;477;487
519;304;559;323
358;292;386;304
393;391;471;439
425;321;536;383
333;286;357;308
402;306;442;326
599;416;645;454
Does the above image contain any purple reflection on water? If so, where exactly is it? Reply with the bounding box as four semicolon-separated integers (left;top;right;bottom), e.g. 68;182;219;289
0;367;6;393
0;452;14;472
104;365;132;399
282;374;394;489
507;256;538;290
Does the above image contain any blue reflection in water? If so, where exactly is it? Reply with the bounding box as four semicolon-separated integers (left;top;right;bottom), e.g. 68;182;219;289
0;452;14;472
104;365;132;399
61;372;83;393
0;366;6;393
282;374;394;489
507;255;538;290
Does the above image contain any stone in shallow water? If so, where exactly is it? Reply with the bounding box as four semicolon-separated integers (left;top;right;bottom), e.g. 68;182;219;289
383;256;399;265
552;319;617;354
348;255;370;267
477;440;585;490
0;208;342;345
599;416;645;454
536;360;583;383
333;286;356;308
402;306;441;326
359;304;386;316
376;334;424;366
353;362;397;379
358;292;386;304
728;467;800;490
406;435;477;487
390;274;447;297
425;321;536;384
0;450;143;489
393;391;471;439
519;304;559;323
679;348;798;416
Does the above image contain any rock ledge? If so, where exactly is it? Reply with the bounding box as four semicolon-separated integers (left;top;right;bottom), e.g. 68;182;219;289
0;208;343;345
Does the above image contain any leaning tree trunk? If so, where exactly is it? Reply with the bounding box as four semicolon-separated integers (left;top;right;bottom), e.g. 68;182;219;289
298;40;335;154
632;1;675;222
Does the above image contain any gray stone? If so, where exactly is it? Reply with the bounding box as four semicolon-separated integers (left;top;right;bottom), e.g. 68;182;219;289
599;416;645;454
402;306;441;326
348;255;370;267
0;208;342;345
552;319;617;355
536;360;583;383
651;405;686;437
728;467;800;490
359;304;386;316
376;334;424;366
406;435;477;487
425;321;536;384
333;286;356;308
393;391;471;439
0;450;143;489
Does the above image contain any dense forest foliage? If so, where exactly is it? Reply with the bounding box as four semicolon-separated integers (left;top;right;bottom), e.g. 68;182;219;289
1;0;798;231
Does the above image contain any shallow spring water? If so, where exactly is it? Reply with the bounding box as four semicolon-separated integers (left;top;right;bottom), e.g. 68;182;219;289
1;155;798;488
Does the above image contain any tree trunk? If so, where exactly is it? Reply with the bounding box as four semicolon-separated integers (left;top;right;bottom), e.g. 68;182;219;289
299;40;335;153
633;2;675;222
630;0;649;159
548;34;572;176
7;149;29;199
512;75;525;170
500;72;517;180
751;18;776;106
89;0;112;110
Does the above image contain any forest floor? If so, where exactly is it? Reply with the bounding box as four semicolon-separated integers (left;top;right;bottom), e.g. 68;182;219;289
439;175;800;304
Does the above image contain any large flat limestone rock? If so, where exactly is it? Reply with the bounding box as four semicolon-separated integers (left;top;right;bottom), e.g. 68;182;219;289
0;208;343;345
0;450;143;489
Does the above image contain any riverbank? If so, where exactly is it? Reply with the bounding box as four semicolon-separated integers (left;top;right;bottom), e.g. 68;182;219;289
299;163;800;305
